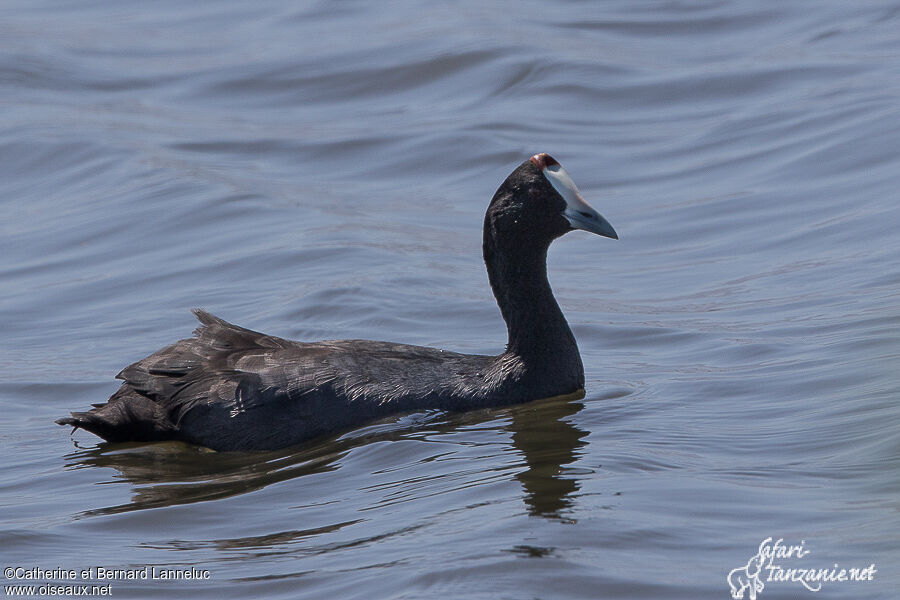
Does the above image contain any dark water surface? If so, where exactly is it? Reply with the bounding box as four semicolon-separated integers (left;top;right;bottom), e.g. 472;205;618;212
2;1;898;598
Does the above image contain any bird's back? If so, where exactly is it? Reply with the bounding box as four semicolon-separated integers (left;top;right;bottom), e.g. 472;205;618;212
59;310;504;451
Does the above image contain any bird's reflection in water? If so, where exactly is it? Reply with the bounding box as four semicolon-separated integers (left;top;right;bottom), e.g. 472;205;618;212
62;411;448;517
64;439;347;517
505;391;589;520
63;395;588;521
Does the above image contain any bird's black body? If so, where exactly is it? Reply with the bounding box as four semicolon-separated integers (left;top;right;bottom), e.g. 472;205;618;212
57;155;617;451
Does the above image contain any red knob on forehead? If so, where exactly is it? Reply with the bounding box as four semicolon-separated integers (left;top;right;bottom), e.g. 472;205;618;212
530;153;560;169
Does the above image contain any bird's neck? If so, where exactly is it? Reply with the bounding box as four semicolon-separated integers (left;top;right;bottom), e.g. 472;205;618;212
483;235;581;368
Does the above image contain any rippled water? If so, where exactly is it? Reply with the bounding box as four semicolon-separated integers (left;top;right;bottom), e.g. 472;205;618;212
1;1;898;599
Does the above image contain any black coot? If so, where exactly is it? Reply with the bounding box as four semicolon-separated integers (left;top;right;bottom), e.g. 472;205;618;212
57;154;617;451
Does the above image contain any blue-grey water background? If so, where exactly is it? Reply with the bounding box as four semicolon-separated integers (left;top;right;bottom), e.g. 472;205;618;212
1;1;898;598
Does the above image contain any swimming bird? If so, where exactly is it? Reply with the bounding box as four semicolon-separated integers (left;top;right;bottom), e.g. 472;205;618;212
57;154;617;451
